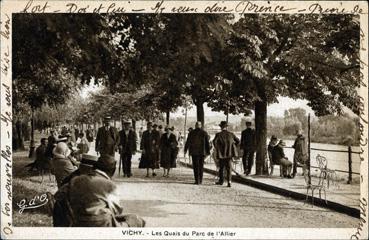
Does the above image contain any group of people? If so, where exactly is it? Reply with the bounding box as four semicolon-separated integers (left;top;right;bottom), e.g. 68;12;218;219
28;126;94;186
29;123;145;227
268;130;308;178
95;117;180;178
185;119;308;187
26;116;309;227
184;120;239;187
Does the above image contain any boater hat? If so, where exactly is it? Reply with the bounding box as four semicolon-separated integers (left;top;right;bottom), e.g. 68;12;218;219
81;154;98;167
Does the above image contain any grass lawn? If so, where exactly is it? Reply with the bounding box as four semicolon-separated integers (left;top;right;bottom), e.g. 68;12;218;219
13;140;57;227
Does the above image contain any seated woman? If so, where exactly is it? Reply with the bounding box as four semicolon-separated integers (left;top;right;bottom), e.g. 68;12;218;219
272;140;293;178
52;142;78;188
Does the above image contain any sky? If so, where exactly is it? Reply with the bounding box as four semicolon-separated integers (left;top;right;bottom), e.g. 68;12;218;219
171;97;315;118
79;83;317;119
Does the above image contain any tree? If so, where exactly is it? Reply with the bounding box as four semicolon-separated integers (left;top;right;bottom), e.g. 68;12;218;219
223;14;359;175
12;14;118;153
116;14;232;126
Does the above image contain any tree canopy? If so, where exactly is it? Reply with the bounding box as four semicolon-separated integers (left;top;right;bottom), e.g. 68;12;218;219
13;13;360;174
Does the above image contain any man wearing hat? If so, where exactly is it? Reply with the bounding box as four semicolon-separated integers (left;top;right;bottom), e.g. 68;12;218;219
240;120;256;175
118;120;137;177
53;154;145;227
213;121;240;187
292;129;308;178
95;116;120;157
272;140;293;178
184;121;211;185
45;130;57;159
268;135;281;176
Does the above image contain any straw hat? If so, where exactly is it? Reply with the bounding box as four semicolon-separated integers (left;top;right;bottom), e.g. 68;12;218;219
81;154;98;167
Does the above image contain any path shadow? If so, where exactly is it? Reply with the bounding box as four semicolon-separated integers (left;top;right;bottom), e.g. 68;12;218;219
121;199;187;218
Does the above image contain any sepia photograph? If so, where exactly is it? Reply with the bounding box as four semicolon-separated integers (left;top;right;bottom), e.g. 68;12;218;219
1;1;368;239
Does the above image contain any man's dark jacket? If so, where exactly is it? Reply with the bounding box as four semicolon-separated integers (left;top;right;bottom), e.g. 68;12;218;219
95;126;120;156
118;130;137;154
213;130;240;159
184;128;210;156
240;128;256;151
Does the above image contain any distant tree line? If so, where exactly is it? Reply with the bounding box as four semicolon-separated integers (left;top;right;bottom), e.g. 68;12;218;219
265;108;359;146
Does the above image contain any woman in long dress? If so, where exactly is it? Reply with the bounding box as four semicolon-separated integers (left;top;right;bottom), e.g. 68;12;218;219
160;126;178;177
139;122;160;177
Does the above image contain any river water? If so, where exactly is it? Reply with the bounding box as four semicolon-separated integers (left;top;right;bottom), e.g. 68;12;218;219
203;133;361;179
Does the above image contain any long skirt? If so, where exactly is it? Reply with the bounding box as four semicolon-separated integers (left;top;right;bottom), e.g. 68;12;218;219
160;147;177;169
139;150;159;169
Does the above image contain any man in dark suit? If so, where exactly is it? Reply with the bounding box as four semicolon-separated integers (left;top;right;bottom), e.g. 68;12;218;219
184;121;210;185
118;120;137;177
213;121;240;187
95;116;120;157
240;120;256;175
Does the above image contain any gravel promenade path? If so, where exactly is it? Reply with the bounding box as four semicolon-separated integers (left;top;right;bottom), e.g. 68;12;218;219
113;159;359;228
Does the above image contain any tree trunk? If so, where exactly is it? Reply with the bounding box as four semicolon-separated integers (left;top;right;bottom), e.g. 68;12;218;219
94;122;97;137
23;121;30;141
14;120;25;150
196;102;205;126
166;110;170;125
254;100;268;175
29;110;35;158
132;119;136;131
184;107;188;142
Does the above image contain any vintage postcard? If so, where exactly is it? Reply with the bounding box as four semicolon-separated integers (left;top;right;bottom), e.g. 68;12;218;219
1;0;368;239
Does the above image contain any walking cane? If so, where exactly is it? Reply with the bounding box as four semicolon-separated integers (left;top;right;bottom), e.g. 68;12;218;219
118;154;122;176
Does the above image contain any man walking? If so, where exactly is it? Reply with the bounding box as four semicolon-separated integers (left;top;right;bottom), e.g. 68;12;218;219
184;121;210;185
213;121;240;187
240;120;256;175
118;120;137;177
95;116;120;157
